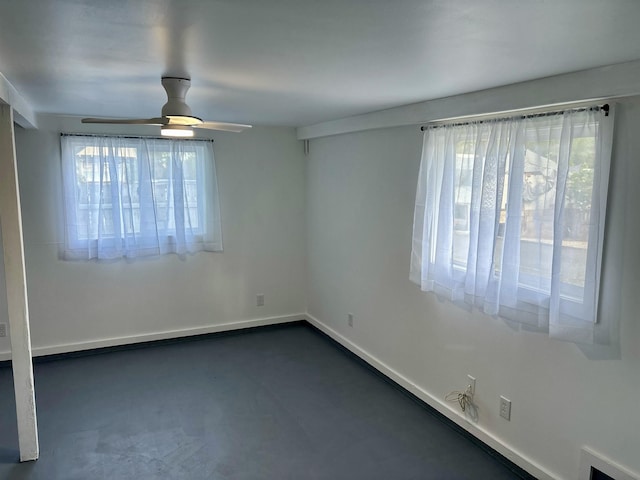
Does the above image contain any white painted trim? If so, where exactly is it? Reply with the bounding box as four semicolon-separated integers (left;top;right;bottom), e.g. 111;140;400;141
0;72;36;129
304;312;558;480
0;314;305;361
579;447;640;480
0;105;39;461
297;59;640;139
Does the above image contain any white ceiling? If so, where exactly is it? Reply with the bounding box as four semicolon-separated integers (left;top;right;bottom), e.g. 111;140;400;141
1;0;640;127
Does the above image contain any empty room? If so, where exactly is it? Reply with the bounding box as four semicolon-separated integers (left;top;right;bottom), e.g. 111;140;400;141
0;1;639;479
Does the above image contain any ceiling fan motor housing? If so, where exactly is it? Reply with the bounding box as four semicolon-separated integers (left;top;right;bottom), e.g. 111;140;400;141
161;77;194;117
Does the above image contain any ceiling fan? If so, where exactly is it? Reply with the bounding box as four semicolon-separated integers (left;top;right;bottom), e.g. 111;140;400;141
82;77;252;137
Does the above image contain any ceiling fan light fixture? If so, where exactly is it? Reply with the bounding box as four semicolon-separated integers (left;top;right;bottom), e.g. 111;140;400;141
161;125;194;137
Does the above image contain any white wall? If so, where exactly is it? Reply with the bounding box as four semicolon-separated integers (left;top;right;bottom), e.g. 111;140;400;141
0;116;306;357
305;101;640;479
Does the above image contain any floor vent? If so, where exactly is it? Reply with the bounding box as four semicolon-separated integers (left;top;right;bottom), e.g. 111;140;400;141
591;467;617;480
579;447;639;480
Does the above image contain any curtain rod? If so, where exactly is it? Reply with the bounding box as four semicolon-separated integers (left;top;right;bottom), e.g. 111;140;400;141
60;133;214;142
420;103;609;131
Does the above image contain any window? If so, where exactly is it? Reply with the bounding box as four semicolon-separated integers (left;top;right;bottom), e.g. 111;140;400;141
410;106;614;343
61;135;223;260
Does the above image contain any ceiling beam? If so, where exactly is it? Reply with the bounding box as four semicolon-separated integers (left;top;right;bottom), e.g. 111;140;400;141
297;59;640;140
0;72;37;129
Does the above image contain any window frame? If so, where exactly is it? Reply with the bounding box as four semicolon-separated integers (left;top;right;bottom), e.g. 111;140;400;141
411;104;614;339
61;134;222;260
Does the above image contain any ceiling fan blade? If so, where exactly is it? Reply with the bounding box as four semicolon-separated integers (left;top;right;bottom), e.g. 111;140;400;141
194;121;252;133
81;117;168;126
166;115;203;126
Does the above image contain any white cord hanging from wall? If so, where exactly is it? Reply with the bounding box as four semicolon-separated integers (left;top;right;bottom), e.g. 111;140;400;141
446;383;478;421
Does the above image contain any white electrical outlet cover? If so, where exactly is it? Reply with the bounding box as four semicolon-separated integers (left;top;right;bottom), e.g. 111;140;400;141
500;396;511;420
467;375;476;395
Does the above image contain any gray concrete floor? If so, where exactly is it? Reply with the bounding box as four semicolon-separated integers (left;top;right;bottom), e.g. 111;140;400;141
0;323;531;479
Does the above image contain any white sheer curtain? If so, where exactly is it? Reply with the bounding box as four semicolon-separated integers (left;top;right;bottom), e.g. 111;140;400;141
410;106;614;344
61;135;223;260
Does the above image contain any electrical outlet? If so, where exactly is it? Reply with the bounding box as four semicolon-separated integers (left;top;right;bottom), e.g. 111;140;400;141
0;323;6;337
467;375;476;396
347;313;354;327
499;396;511;421
256;294;264;307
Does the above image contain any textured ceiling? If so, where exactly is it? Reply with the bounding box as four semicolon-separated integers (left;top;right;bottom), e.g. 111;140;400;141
1;0;640;127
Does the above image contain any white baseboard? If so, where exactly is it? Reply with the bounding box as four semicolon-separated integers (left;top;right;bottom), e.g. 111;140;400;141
0;313;305;362
304;312;558;480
